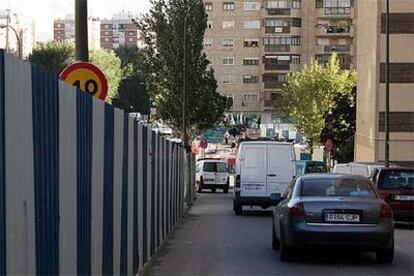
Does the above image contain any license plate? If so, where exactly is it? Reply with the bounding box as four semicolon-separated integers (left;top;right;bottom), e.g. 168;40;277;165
204;178;214;182
325;213;360;222
394;195;414;201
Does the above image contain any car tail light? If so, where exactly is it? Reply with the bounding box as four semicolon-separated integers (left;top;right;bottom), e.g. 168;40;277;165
289;203;304;217
235;175;241;188
380;203;393;219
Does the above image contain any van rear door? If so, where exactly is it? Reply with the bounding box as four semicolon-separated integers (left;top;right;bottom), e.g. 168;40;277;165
240;145;267;197
267;144;295;197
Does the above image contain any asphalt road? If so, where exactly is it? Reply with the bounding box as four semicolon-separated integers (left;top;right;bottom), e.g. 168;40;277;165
149;192;414;276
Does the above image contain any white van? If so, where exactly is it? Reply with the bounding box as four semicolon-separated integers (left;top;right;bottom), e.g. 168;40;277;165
233;141;296;215
333;162;386;178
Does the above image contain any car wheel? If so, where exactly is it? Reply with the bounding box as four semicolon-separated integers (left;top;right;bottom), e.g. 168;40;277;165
272;222;280;251
280;228;293;262
376;238;394;264
233;199;242;216
211;188;216;193
197;179;203;193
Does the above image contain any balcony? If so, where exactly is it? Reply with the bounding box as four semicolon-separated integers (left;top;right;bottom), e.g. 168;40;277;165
265;45;291;53
316;26;353;36
265;63;291;71
320;44;351;53
265;26;291;34
316;7;354;18
267;8;291;16
264;82;284;89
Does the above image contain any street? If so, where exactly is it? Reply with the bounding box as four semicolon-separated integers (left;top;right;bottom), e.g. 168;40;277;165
149;192;414;276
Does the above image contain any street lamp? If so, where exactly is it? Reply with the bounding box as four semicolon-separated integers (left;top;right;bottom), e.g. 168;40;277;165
0;24;22;59
384;0;390;167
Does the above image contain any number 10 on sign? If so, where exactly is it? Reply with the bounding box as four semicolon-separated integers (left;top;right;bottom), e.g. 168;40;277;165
59;62;109;100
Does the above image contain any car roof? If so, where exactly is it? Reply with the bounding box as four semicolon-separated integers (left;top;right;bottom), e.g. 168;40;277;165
240;141;293;146
378;167;414;171
298;173;369;181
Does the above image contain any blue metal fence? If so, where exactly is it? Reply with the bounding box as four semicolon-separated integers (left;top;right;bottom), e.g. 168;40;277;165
0;50;189;275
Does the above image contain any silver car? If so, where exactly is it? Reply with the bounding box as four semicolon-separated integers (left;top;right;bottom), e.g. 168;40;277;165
272;174;394;263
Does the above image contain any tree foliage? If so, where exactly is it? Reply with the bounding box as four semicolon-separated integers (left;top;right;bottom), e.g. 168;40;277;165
112;46;151;114
321;88;356;163
281;53;357;152
89;49;123;103
139;0;231;141
28;41;74;74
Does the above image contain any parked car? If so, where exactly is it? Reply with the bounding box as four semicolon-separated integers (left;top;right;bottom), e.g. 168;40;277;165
272;174;394;263
233;141;296;215
296;160;328;175
196;159;230;193
333;162;386;177
370;167;414;224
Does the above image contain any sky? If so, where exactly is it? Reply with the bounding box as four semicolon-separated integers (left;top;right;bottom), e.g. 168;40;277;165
0;0;152;41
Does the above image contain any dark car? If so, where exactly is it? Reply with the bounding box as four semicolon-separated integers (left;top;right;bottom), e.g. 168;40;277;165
370;167;414;224
272;174;394;263
296;160;328;176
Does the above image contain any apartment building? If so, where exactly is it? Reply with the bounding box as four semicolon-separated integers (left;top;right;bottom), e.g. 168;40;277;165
355;0;414;166
100;13;141;50
203;0;355;127
0;9;36;58
54;14;101;50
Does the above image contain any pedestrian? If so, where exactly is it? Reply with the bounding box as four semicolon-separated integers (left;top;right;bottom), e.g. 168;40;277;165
224;131;230;145
257;117;261;129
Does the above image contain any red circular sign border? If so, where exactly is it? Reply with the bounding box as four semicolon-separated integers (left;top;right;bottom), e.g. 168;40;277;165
59;62;109;100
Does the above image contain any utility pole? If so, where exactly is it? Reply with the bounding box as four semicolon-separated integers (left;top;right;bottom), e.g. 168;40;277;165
5;9;10;54
75;0;89;61
385;0;390;167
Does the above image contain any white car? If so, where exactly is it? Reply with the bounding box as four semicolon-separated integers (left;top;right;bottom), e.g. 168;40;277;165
333;162;386;177
196;159;230;193
233;141;296;215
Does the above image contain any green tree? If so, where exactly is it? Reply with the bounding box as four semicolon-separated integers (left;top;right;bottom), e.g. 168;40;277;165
113;46;151;114
89;49;123;103
321;88;356;163
280;53;357;153
28;41;74;74
139;0;231;144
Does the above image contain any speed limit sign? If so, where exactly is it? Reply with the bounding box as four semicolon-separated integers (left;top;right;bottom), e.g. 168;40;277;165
59;62;108;100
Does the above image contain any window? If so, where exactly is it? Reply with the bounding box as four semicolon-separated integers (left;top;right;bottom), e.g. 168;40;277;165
129;38;134;42
244;39;259;47
223;20;235;29
243;94;259;103
203;162;216;172
243;75;259;83
222;75;235;84
205;2;213;11
301;178;377;198
105;31;109;35
203;38;213;48
243;20;260;29
292;55;301;64
264;36;301;45
105;38;110;42
265;18;301;27
225;93;235;102
57;23;61;28
266;0;301;9
222;38;234;47
223;2;235;11
243;58;260;65
223;57;234;65
244;2;261;11
207;21;213;29
378;170;414;190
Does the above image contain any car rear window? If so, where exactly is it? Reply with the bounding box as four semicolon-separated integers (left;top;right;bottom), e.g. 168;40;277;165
305;162;327;173
378;170;414;190
301;178;377;198
203;162;216;172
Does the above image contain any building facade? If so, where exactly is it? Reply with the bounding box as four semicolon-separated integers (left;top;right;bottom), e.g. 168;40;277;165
54;15;101;50
0;9;36;58
355;0;414;166
203;0;356;127
100;13;141;50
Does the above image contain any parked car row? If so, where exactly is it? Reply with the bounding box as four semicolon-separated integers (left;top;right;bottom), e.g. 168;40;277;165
212;140;412;264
